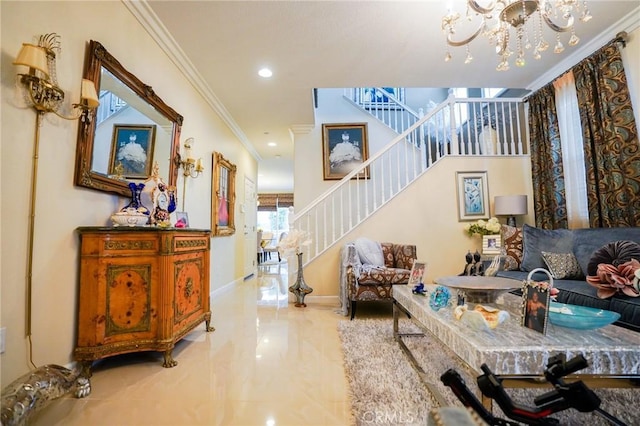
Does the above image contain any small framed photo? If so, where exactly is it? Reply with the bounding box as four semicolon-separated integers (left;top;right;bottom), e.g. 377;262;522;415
408;261;427;287
456;171;490;221
521;281;551;334
322;123;369;180
482;235;502;255
175;211;189;228
108;124;157;179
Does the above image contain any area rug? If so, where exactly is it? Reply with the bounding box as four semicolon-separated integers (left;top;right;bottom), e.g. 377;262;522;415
338;318;640;426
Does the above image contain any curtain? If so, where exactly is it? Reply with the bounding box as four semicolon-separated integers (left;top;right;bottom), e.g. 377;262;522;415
573;40;640;227
527;84;568;229
257;193;294;211
552;72;590;229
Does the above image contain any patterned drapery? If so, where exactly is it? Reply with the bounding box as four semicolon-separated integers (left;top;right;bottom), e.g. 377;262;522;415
572;41;640;227
527;84;568;229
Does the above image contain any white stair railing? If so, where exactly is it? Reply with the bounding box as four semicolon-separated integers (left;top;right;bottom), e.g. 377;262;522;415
294;93;528;266
343;87;420;135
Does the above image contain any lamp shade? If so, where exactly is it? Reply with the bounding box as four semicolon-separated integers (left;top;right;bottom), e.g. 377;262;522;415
80;79;100;108
494;195;528;216
13;43;49;78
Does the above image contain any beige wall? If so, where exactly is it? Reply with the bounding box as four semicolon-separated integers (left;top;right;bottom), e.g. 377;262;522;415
303;156;533;296
1;1;257;384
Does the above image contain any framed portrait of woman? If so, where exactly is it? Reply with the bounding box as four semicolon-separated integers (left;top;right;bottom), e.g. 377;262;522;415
212;151;236;237
322;123;369;180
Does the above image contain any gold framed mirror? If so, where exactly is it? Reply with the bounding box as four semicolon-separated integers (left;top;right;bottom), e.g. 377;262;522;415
212;152;236;237
74;40;183;197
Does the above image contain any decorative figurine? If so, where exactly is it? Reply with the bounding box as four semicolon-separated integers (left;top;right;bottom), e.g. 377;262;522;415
429;285;451;311
412;283;427;296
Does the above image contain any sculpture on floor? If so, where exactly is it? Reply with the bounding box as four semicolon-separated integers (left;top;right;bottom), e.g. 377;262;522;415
289;252;313;307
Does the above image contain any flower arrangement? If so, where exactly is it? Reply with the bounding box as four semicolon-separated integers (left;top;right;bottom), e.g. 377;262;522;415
464;217;501;237
277;229;312;257
586;259;640;298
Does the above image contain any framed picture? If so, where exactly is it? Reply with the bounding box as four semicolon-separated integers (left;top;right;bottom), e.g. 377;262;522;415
322;123;369;180
212;152;236;237
521;281;551;334
175;211;189;228
408;261;427;287
355;87;405;109
456;171;490;221
482;235;502;255
108;124;157;179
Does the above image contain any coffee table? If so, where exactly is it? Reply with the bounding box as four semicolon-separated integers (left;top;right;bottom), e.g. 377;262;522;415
392;284;640;409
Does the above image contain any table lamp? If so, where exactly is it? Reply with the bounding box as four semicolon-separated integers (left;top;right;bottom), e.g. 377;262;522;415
494;195;528;227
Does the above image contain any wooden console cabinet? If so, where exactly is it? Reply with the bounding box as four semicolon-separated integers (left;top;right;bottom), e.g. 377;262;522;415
74;227;213;376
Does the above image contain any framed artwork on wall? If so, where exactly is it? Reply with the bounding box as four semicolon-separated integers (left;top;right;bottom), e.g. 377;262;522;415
456;171;489;221
108;124;157;179
212;152;236;237
322;123;369;180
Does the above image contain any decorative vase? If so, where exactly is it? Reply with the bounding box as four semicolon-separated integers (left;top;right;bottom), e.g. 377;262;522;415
289;252;313;307
122;182;150;216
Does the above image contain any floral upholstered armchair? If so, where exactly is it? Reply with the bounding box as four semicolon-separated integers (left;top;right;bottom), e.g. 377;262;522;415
339;238;417;319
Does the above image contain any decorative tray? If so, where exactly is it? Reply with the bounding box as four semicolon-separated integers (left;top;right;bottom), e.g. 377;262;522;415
548;302;620;330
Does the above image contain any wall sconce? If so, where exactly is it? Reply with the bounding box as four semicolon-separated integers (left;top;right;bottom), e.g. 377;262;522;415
14;34;99;122
14;33;100;339
176;137;204;211
494;195;528;227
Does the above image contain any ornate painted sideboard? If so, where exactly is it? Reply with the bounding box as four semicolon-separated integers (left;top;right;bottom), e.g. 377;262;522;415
74;227;213;377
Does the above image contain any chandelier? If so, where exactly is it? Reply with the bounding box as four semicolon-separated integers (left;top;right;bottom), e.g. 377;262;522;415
442;1;592;71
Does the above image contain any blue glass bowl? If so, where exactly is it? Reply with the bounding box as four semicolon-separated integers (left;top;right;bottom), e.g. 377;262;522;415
548;302;620;330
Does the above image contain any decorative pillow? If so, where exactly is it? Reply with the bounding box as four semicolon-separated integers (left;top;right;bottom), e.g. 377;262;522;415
499;225;523;271
520;224;574;272
541;251;584;280
354;238;385;266
586;240;640;277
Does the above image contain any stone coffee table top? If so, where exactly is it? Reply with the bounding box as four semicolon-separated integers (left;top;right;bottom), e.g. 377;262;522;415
393;284;640;376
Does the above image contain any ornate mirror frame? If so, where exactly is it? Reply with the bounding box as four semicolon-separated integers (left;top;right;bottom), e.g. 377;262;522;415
74;40;183;197
211;152;236;237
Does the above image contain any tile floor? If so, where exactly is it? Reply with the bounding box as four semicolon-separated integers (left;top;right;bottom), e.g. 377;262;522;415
30;260;393;426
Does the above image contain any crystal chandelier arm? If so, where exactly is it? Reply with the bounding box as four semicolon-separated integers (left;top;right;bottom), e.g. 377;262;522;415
446;22;485;47
468;0;500;15
542;13;574;32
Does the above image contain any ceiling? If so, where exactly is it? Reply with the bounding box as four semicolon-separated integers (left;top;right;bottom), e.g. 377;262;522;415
143;1;639;193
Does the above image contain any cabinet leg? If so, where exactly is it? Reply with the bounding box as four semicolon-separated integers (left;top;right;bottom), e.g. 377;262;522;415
162;350;178;368
205;317;215;332
204;312;215;332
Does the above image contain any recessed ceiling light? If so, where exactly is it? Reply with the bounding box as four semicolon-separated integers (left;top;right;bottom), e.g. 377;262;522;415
267;142;277;147
258;68;273;78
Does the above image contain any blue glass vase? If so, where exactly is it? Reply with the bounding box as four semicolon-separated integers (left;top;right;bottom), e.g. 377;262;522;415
122;182;150;216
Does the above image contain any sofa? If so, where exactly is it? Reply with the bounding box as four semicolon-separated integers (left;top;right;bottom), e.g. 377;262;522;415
339;238;417;319
495;224;640;331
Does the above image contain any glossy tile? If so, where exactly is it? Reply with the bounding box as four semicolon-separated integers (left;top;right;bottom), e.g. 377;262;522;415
29;260;358;426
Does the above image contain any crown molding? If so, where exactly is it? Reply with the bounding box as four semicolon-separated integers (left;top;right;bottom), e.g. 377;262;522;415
528;5;640;93
122;0;261;161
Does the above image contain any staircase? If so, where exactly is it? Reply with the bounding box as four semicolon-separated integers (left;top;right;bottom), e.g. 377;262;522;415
293;89;529;266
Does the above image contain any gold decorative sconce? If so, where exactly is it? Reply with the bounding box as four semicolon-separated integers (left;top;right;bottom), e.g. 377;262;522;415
14;33;100;339
175;137;204;211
